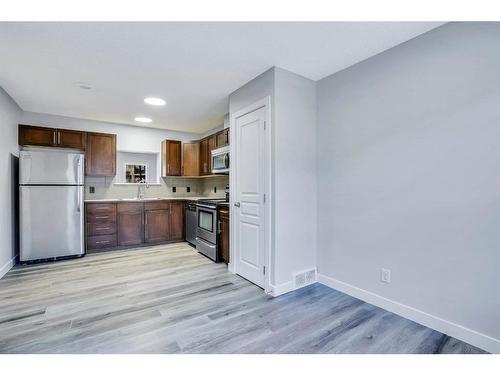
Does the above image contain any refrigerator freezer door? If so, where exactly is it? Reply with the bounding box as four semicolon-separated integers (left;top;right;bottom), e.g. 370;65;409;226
20;149;84;185
20;185;84;261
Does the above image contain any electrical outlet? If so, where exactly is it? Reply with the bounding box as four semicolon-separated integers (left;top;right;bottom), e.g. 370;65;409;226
381;268;391;284
172;186;176;193
214;186;217;193
89;186;95;194
187;186;190;193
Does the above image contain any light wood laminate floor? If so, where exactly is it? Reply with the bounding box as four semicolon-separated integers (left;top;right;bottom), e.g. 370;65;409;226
0;243;486;354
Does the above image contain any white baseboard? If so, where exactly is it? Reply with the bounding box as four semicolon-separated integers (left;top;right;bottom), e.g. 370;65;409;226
269;279;318;297
0;256;16;280
317;273;499;354
269;280;295;297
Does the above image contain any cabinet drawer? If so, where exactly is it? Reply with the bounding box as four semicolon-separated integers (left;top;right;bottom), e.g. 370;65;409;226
117;202;144;213
144;201;171;211
87;222;116;236
87;234;117;249
86;210;116;223
87;203;116;215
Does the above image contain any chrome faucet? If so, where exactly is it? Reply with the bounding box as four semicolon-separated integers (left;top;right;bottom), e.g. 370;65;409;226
137;179;149;199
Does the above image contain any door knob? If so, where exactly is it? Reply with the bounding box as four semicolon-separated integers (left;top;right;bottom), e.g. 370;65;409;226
234;202;240;207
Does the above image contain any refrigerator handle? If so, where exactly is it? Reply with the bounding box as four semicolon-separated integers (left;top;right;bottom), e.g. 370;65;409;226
76;156;82;213
76;156;82;186
77;186;81;213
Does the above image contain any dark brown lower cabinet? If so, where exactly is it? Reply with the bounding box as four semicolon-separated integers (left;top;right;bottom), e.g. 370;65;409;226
86;200;185;252
117;203;144;247
170;201;184;241
145;210;170;243
219;208;230;264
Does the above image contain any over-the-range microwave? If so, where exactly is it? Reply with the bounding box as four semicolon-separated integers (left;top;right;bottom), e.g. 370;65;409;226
211;146;229;174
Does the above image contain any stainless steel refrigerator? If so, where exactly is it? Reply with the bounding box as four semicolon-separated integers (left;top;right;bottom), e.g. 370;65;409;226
19;148;85;262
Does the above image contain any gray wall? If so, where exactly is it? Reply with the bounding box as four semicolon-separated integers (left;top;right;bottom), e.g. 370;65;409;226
316;22;500;348
0;88;22;278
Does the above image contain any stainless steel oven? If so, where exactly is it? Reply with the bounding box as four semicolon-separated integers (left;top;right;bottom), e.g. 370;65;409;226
211;146;229;174
196;198;227;261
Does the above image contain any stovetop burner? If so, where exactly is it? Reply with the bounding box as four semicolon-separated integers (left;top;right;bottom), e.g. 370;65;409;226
196;198;228;207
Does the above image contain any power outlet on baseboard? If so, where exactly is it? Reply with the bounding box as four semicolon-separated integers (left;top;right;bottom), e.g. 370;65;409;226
381;268;391;284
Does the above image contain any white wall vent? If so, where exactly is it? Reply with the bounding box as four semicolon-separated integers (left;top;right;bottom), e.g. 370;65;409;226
294;268;317;288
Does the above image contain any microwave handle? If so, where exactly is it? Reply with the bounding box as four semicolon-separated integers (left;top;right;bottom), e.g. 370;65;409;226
224;153;229;168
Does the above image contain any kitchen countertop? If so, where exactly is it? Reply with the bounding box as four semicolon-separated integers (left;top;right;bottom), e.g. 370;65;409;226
84;197;221;203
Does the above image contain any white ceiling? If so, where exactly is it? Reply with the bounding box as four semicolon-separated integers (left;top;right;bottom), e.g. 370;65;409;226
0;22;444;133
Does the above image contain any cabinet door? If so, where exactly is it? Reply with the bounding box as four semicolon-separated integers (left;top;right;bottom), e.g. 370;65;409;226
169;201;184;241
85;132;116;176
199;138;208;175
162;140;182;176
207;135;216;174
216;129;229;147
182;142;200;176
57;129;86;149
117;203;144;246
219;210;230;264
145;209;170;243
19;125;56;147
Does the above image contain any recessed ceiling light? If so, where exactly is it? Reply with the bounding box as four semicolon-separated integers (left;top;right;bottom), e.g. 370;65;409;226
135;117;153;123
144;97;166;106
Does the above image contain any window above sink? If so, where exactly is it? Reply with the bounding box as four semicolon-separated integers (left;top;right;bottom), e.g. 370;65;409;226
114;151;160;185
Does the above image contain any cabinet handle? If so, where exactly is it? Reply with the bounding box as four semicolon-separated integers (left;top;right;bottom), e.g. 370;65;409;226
96;227;111;231
53;131;56;145
58;131;61;144
95;240;110;244
167;164;170;174
95;216;109;219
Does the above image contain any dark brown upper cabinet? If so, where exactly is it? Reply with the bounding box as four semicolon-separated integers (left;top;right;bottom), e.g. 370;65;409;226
199;138;209;175
19;125;86;149
207;135;216;175
162;140;182;176
19;125;57;147
85;132;116;176
57;129;87;149
216;128;229;148
182;142;200;176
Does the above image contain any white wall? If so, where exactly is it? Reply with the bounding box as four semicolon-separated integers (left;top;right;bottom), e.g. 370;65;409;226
229;67;317;292
273;68;317;287
0;88;22;278
316;22;500;352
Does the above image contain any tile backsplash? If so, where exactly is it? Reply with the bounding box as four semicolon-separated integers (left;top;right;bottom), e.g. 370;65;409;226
85;175;229;200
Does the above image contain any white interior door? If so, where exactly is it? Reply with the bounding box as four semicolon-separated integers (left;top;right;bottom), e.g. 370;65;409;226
233;105;267;288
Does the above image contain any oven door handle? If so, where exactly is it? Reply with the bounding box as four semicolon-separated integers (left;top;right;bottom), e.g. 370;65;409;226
196;204;216;210
196;237;216;248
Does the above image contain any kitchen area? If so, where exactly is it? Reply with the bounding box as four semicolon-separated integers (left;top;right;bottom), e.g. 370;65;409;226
18;120;231;266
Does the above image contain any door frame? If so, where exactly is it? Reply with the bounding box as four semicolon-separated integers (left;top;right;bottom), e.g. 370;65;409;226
228;96;272;293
